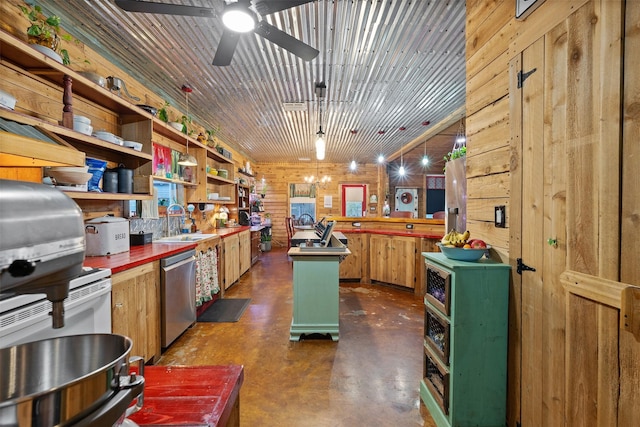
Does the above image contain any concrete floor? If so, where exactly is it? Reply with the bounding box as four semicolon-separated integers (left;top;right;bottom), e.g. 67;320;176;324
158;247;437;427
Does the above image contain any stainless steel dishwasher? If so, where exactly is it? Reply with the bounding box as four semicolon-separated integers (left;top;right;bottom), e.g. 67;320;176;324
161;249;196;348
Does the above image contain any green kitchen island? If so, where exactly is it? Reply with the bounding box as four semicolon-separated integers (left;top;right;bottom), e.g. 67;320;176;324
287;240;350;341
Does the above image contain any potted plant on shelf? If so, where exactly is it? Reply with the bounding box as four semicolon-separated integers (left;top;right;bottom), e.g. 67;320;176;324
263;212;272;226
157;100;170;123
20;2;73;65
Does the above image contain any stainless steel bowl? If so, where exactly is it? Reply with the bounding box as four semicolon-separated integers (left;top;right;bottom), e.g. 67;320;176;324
0;334;134;426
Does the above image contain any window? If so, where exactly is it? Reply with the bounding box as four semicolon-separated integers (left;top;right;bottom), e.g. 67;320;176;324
341;184;366;217
289;183;316;222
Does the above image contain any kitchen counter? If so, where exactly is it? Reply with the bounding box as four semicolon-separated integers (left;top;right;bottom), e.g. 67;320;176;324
83;227;252;273
128;365;244;427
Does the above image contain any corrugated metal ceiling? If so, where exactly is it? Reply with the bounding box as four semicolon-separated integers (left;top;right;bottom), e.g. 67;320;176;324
38;0;466;164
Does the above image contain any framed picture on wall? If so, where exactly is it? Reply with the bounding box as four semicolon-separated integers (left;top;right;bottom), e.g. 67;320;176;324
516;0;546;20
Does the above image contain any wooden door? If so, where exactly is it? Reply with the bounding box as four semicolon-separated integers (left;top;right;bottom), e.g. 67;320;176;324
239;230;251;275
224;234;240;289
512;2;637;426
390;236;416;288
369;234;389;283
339;233;362;279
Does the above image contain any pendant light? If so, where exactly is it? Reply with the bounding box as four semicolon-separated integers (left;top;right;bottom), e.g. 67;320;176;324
398;146;406;176
315;82;327;160
421;141;429;166
178;85;197;166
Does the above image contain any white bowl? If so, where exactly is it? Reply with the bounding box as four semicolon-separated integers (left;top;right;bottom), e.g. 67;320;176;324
73;115;91;125
123;140;143;151
0;89;17;110
73;122;93;136
48;170;93;185
30;43;62;63
93;131;117;144
50;166;89;173
169;121;183;131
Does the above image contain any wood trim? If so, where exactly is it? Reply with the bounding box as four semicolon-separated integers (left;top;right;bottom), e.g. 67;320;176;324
561;269;633;310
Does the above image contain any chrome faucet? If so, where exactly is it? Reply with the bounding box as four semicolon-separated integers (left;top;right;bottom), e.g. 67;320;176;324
166;203;186;236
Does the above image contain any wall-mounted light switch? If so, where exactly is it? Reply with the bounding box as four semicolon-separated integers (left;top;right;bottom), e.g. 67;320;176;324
495;206;506;228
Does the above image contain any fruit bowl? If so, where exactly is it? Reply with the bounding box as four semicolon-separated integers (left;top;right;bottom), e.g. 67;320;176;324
436;242;490;262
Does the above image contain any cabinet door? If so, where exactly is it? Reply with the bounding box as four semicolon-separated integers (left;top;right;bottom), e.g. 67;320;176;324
111;262;160;363
340;233;362;279
239;230;251;275
369;234;390;283
390;236;416;288
223;234;240;289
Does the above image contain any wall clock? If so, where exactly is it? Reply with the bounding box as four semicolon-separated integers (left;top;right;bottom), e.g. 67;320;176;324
516;0;546;20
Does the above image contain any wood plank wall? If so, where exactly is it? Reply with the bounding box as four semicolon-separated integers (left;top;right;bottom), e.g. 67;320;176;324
467;1;639;426
250;162;384;246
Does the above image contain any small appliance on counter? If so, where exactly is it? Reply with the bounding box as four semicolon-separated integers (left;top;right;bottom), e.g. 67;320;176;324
239;211;250;226
85;216;130;256
130;231;153;246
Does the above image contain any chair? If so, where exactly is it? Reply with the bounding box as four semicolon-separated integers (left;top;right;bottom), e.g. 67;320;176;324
285;217;294;249
390;210;413;218
296;213;314;227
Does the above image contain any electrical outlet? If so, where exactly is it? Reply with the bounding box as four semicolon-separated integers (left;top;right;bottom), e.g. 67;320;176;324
352;222;361;227
406;223;414;229
495;205;506;228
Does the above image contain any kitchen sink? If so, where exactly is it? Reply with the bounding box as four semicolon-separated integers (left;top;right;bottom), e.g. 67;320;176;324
157;233;218;243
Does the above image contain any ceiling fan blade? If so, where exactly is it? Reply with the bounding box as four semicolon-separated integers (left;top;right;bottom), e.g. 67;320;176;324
252;0;314;16
212;29;242;66
254;21;319;61
114;0;216;18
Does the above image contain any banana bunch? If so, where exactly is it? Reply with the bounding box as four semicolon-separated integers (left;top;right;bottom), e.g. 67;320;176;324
441;229;470;247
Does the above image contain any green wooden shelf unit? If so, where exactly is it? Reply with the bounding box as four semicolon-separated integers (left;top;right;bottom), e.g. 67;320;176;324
420;252;511;427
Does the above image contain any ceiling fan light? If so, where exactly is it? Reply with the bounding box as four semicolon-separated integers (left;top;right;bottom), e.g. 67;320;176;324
222;5;256;33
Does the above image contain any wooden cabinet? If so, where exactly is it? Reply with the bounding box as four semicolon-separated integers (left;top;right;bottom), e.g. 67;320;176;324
239;230;251;276
250;230;260;265
339;233;363;279
222;234;240;290
420;253;510;427
369;234;416;288
0;31;154;201
110;262;161;364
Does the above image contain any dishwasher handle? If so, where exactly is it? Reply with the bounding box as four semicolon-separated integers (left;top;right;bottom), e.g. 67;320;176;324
161;249;196;268
162;255;195;271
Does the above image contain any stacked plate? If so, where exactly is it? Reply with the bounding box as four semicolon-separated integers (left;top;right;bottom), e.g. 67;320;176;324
123;140;143;151
93;131;124;146
73;115;93;136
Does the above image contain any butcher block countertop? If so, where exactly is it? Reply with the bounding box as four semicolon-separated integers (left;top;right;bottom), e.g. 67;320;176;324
83;226;251;274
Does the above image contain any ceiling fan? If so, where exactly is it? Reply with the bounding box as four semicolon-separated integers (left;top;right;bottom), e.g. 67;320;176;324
114;0;319;66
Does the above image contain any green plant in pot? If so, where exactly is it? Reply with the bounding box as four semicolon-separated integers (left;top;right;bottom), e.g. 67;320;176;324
20;2;73;65
157;100;170;123
260;233;272;251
